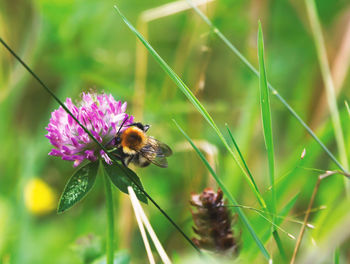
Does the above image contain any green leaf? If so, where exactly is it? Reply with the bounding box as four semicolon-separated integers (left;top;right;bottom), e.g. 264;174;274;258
278;193;300;224
258;21;275;213
58;161;99;213
225;124;260;198
102;162;147;204
258;22;286;257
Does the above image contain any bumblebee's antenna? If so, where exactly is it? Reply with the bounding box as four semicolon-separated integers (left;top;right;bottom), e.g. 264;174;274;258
104;115;128;147
116;115;128;136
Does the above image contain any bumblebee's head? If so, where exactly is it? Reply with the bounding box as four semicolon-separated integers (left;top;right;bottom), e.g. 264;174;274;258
114;136;122;146
120;126;147;154
131;122;150;132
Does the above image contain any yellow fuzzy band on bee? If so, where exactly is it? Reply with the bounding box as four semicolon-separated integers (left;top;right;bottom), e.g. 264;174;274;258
121;126;147;151
122;146;137;155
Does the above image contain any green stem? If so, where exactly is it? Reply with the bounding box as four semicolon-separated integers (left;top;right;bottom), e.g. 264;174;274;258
102;165;115;264
272;230;286;260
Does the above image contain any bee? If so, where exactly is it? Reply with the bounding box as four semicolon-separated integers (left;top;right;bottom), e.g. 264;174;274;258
111;122;172;168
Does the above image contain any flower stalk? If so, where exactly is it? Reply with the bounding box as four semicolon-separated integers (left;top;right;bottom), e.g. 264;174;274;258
102;162;115;264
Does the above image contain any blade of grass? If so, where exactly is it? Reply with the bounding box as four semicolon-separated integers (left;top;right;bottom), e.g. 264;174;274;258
258;22;285;259
225;124;260;195
113;5;266;209
334;247;340;264
173;119;271;260
186;0;348;174
227;121;289;257
345;101;350;118
0;37;200;254
305;0;349;177
258;22;275;214
279;193;300;224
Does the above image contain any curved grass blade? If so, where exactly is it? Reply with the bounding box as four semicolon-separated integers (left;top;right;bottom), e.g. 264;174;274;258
0;37;200;253
225;124;260;197
113;5;266;209
58;161;99;213
186;0;348;174
173;120;271;260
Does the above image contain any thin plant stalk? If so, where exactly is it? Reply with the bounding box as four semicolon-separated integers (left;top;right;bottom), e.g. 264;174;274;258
0;37;200;254
224;204;313;228
186;0;348;174
102;163;115;264
113;5;266;210
128;187;156;264
304;0;349;180
290;171;336;264
128;186;172;264
345;101;350;118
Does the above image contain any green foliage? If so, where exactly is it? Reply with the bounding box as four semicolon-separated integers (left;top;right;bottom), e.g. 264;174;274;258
58;161;99;213
1;0;350;263
92;251;131;264
258;22;275;204
102;161;148;204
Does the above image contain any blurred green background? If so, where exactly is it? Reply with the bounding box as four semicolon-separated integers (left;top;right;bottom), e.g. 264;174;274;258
1;0;350;263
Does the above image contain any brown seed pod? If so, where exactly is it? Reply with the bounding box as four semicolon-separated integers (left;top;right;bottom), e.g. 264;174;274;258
190;188;239;255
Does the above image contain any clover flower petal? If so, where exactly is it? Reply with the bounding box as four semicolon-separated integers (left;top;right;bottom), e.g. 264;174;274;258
46;92;134;167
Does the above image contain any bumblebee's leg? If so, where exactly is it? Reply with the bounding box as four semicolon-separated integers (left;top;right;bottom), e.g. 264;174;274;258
110;149;125;164
121;159;128;167
132;153;151;167
122;155;133;167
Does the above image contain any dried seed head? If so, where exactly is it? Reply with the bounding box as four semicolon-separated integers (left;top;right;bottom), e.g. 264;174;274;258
190;188;239;255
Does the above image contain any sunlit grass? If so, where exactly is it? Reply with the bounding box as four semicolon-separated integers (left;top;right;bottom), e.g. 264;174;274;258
1;0;350;263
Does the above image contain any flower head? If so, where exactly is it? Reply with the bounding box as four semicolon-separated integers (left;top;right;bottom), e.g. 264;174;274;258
190;188;239;254
46;92;134;167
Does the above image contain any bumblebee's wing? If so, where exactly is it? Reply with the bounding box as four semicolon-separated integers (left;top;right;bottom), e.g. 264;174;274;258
139;137;172;168
150;137;172;157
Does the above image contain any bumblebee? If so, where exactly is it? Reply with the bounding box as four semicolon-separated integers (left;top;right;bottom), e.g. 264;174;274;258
112;122;172;168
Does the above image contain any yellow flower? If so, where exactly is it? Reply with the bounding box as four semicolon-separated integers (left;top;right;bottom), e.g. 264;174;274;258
24;178;56;215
